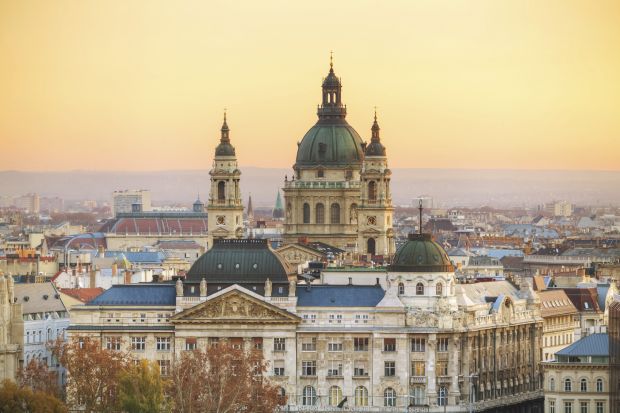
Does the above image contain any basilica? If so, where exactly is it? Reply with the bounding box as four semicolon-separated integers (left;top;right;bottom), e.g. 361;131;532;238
66;61;544;412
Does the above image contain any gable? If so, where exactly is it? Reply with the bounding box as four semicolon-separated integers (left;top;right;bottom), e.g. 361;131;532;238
172;289;300;324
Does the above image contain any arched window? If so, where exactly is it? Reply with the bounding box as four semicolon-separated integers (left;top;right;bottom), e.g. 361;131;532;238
384;388;397;407
330;203;341;224
410;386;425;406
596;378;603;392
277;387;286;404
438;386;448;406
316;203;325;224
368;181;377;202
398;283;405;296
302;386;316;406
436;283;443;296
367;238;376;255
416;282;424;295
580;378;587;392
549;378;555;391
355;386;368;406
329;386;342;406
564;378;572;392
303;203;310;224
217;181;226;201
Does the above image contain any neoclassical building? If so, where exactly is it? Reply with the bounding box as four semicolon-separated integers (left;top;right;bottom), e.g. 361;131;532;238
206;112;244;248
282;61;394;256
68;234;543;412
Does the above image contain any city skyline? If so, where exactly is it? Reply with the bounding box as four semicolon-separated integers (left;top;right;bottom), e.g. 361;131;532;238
1;0;619;172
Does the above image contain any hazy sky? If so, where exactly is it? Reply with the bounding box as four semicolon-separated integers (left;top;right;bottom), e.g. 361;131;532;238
1;0;619;171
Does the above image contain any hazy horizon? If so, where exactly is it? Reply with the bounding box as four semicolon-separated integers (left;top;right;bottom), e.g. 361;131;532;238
2;168;619;209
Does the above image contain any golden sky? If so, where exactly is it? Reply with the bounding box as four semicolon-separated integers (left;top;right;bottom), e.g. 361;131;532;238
1;0;619;171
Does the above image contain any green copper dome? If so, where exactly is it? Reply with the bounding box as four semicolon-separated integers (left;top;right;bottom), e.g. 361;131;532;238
295;120;364;167
389;233;455;272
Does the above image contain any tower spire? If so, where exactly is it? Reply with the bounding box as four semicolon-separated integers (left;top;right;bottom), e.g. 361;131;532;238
371;107;380;142
330;51;334;71
220;109;230;143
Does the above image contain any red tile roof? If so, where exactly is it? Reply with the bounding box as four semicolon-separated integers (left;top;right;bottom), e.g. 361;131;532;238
60;288;105;303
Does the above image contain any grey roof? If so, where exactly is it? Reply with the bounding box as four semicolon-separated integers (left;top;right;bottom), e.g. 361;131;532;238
597;284;610;311
87;284;176;306
14;282;67;314
68;325;174;331
296;285;385;307
186;239;293;283
555;333;609;357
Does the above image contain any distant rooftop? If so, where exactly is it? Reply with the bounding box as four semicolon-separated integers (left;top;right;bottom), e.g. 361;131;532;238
555;333;608;359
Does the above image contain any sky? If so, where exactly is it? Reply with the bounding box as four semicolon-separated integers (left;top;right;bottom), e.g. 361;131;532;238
0;0;619;172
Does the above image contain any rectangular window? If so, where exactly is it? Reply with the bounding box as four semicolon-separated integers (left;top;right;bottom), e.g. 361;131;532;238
354;361;368;376
328;338;343;352
106;336;121;351
596;402;603;413
140;313;146;322
411;361;425;376
550;401;555;413
436;361;448;376
581;402;588;413
565;402;573;413
185;337;197;351
208;337;219;348
327;360;343;376
354;337;369;351
411;337;426;352
355;314;369;323
273;360;285;376
156;337;171;351
274;338;286;351
383;338;396;352
158;360;170;376
328;314;343;324
253;337;263;350
302;337;317;352
437;337;449;352
131;336;146;351
230;338;243;350
302;314;317;323
384;361;395;377
301;361;316;376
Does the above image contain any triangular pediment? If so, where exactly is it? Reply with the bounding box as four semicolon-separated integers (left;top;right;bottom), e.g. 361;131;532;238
277;244;324;257
210;226;231;235
361;227;383;235
171;287;300;324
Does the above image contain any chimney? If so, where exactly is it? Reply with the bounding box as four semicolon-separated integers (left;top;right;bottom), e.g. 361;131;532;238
375;277;380;286
124;271;132;285
97;245;105;256
112;262;118;277
348;277;353;286
89;268;96;288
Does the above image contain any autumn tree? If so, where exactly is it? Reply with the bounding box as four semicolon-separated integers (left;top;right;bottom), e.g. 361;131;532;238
117;359;168;413
0;380;67;413
54;336;130;413
167;343;284;413
18;359;62;398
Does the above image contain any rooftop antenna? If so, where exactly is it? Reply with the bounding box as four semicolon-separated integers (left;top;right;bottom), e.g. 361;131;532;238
418;198;423;235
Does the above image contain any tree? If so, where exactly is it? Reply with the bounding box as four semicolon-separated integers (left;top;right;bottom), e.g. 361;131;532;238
54;336;130;413
167;343;284;413
117;359;168;413
18;359;62;398
0;379;67;413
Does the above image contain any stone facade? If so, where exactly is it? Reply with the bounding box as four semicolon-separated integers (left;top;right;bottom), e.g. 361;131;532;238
0;274;23;382
283;63;394;256
206;113;244;248
68;276;544;412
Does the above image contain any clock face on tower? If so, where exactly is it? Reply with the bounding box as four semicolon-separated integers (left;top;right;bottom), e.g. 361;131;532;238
216;215;225;225
367;216;377;226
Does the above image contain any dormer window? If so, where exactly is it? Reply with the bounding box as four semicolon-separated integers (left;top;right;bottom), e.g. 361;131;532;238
317;168;324;178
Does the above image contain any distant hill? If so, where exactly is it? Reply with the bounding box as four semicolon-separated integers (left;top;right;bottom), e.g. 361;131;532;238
1;168;619;208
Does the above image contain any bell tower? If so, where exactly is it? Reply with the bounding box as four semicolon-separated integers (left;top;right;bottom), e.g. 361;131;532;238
357;110;395;257
207;111;244;248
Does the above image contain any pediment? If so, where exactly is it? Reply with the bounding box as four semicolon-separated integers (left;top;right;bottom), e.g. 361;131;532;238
277;244;324;257
210;227;231;235
361;227;383;235
171;288;300;324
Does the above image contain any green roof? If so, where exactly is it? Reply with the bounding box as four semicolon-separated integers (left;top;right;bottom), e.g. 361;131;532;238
389;233;454;273
186;239;293;283
295;120;364;167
